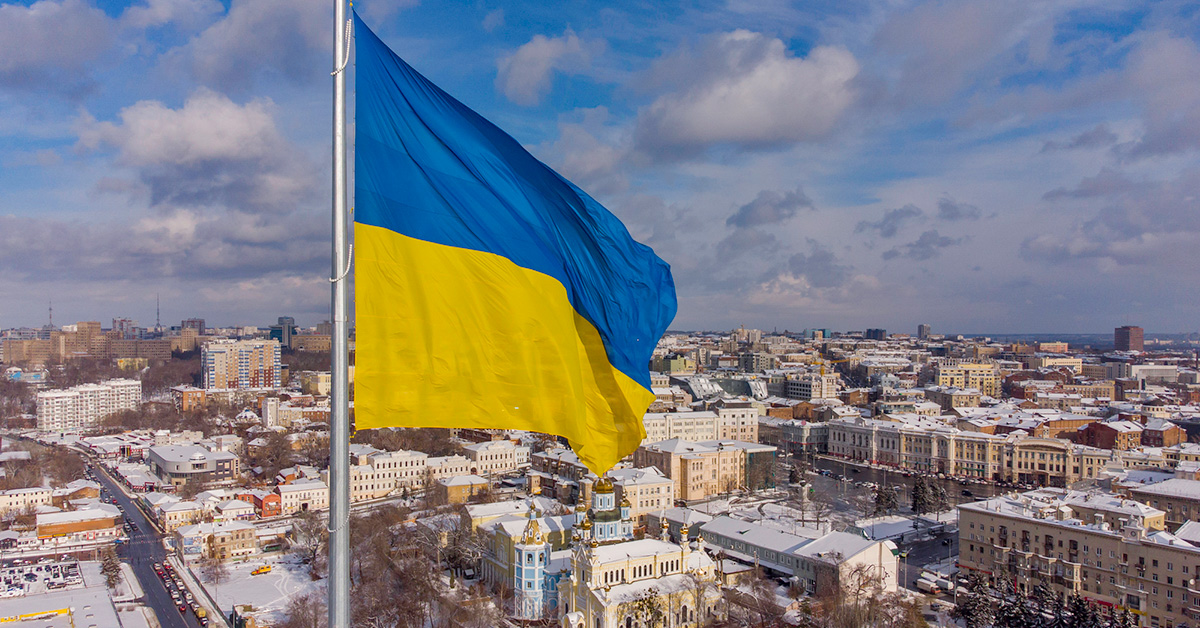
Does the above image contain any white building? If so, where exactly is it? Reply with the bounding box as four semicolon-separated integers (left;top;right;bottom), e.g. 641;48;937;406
642;410;720;444
275;478;329;514
0;487;53;514
463;440;531;475
36;378;141;431
785;373;841;401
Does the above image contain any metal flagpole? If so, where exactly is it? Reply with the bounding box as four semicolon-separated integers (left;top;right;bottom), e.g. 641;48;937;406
329;0;351;623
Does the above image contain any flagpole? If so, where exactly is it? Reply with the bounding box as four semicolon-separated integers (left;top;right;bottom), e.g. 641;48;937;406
329;0;351;623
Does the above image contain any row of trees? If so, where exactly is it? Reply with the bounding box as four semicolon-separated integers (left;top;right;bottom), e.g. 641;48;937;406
351;427;463;458
953;572;1139;628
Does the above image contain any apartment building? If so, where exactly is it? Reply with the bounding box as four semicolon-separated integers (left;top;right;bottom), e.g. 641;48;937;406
714;400;760;442
201;339;281;390
785;372;841;401
609;467;674;524
924;385;982;411
826;416;1113;485
642;410;720;444
36;378;142;431
632;439;749;501
0;487;53;514
959;489;1198;628
1129;480;1200;532
274;478;329;514
463;439;531;475
176;520;257;560
935;362;1000;397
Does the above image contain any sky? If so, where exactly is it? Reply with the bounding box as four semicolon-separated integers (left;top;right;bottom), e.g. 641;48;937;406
1;0;1198;334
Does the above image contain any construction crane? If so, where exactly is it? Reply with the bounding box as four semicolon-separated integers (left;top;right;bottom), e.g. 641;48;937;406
816;358;853;376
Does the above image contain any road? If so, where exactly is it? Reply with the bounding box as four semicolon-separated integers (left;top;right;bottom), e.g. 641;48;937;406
89;462;205;628
809;455;1006;507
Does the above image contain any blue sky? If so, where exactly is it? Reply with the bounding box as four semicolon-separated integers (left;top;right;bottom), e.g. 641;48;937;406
1;0;1198;334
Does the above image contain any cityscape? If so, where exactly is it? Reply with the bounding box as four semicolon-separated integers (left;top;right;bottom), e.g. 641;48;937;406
2;320;1200;628
3;1;1200;628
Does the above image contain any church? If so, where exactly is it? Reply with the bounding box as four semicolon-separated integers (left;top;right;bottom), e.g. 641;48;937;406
482;476;724;627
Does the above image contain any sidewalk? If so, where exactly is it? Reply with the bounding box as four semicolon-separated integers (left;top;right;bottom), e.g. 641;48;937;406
167;554;230;628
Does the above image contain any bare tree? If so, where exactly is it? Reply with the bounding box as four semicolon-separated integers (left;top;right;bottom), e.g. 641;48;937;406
279;590;328;628
684;571;719;626
619;587;667;628
198;555;228;585
291;508;328;580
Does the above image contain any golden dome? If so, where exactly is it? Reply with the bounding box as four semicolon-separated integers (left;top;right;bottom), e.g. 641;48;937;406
619;497;631;508
580;518;593;530
594;477;615;494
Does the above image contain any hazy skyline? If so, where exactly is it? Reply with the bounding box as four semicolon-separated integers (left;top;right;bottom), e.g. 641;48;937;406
2;0;1198;333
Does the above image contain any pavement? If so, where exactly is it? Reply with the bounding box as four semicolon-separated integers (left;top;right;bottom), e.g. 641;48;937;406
90;460;214;628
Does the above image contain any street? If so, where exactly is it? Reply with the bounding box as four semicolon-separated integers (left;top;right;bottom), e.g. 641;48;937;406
809;455;1006;506
90;461;207;628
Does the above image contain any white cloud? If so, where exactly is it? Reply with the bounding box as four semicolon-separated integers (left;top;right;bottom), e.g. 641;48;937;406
120;0;222;30
634;30;859;156
482;8;504;32
75;88;314;212
167;0;328;92
0;0;116;91
495;29;600;106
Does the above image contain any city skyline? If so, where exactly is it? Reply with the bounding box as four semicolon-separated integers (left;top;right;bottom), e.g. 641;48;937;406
2;0;1199;332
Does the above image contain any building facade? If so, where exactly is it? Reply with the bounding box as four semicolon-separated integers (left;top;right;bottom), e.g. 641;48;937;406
201;339;282;390
36;378;141;432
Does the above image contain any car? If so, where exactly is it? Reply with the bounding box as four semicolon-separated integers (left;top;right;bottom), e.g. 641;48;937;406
961;490;973;497
111;498;118;504
178;603;188;613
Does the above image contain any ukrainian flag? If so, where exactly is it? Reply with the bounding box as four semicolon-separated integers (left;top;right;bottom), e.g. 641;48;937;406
352;15;677;474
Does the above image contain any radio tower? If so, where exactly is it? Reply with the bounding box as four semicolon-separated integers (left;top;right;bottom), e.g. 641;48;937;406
156;293;161;329
48;299;53;328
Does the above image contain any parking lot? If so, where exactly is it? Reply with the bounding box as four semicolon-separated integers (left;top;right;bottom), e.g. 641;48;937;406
0;558;85;598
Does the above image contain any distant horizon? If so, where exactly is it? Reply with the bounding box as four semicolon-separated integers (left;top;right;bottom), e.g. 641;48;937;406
6;314;1198;341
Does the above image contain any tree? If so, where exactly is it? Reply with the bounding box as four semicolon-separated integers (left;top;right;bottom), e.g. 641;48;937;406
910;476;931;515
684;571;718;627
746;456;773;491
177;479;206;499
929;482;949;514
199;555;228;585
100;546;122;589
619;587;667;628
291;508;329;579
279;590;328;628
951;572;995;628
872;484;899;516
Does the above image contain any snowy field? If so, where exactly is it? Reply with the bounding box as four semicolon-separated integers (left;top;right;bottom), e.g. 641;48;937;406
206;555;324;626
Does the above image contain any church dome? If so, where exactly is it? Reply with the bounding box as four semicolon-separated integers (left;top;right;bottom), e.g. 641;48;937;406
594;477;614;494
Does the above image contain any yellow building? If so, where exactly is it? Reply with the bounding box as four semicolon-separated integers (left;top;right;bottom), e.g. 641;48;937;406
935;363;1000;397
632;440;746;501
959;489;1189;627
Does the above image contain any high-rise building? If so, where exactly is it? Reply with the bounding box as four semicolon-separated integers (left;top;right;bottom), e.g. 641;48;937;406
865;328;887;341
1115;325;1144;352
36;379;142;432
182;318;206;335
202;340;281;390
269;316;298;350
917;324;931;340
112;318;138;339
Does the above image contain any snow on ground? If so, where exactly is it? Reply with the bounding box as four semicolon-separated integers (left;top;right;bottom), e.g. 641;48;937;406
207;555;323;626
